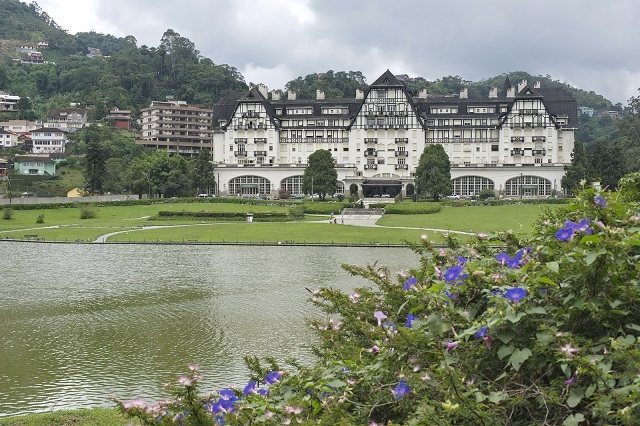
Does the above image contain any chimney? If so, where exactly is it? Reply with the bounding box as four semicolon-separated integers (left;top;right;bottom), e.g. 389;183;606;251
489;87;498;98
257;84;268;98
459;87;468;99
507;86;515;98
355;89;364;99
287;90;296;100
534;81;541;89
271;91;281;101
418;88;428;99
517;79;528;93
316;89;325;100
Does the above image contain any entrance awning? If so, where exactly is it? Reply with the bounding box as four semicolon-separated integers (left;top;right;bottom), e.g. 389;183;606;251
361;180;402;186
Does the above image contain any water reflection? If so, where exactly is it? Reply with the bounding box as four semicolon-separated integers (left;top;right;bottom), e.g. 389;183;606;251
0;243;416;417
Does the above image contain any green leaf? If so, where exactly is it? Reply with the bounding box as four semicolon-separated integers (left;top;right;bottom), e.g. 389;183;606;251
426;313;451;336
325;379;346;388
563;413;585;426
526;307;546;315
488;391;508;404
546;261;559;273
538;276;556;286
579;234;601;244
496;330;516;344
585;248;606;266
509;348;532;371
626;323;640;332
497;345;515;360
536;332;554;346
475;392;488;402
505;310;526;323
567;388;584;408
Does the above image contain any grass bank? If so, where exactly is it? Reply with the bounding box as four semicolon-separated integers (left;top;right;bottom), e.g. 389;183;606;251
0;201;563;244
0;408;129;426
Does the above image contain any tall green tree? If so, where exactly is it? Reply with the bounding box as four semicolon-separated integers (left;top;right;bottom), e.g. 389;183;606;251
302;149;337;201
561;139;591;194
83;125;107;193
590;139;627;190
415;144;451;201
191;149;215;195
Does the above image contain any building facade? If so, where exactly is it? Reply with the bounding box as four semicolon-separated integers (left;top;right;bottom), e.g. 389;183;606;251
136;100;214;158
44;108;89;133
30;128;68;154
210;71;576;198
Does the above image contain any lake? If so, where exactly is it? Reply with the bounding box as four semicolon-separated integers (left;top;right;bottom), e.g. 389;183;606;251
0;242;416;417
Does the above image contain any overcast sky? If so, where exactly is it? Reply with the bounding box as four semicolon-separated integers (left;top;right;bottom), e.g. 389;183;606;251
32;0;639;105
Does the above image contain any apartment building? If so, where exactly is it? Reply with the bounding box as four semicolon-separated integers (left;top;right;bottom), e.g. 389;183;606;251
136;100;214;157
30;128;68;154
209;71;576;198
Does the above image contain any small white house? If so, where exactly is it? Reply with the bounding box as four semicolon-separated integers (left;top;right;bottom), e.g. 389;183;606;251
30;127;68;153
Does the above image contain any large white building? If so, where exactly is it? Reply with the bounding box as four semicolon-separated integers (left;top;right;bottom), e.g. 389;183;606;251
209;70;576;198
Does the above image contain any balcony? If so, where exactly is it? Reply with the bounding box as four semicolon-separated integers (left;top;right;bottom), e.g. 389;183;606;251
532;136;546;142
234;138;247;143
364;164;378;170
254;151;267;156
395;164;409;170
532;149;546;156
425;138;499;144
395;138;408;143
254;138;267;143
511;137;525;142
395;151;408;157
364;138;378;143
364;150;377;157
511;149;525;156
234;151;247;157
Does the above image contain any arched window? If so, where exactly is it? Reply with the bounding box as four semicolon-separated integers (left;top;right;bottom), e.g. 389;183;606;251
349;184;359;196
505;176;551;197
405;184;415;196
229;175;271;196
280;175;304;195
452;176;495;197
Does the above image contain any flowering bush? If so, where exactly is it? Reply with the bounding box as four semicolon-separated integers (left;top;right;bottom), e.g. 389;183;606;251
116;173;640;425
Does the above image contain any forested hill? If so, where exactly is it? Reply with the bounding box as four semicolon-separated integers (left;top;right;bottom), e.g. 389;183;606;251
0;0;617;121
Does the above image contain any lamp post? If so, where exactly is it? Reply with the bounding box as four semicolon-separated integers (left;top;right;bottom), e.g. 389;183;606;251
311;175;314;203
142;172;151;199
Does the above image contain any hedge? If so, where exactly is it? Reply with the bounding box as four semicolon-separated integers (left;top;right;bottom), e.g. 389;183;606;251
383;202;442;214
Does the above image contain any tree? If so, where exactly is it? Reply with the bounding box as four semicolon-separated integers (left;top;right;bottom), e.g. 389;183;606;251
191;149;215;195
415;144;451;201
302;149;337;201
562;139;591;194
83;125;107;193
589;139;627;190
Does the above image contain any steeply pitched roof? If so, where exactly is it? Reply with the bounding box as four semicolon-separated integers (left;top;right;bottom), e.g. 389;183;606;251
371;70;404;87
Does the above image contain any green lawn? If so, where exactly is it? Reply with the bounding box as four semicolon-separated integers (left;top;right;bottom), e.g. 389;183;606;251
0;408;130;426
0;202;562;244
378;203;559;235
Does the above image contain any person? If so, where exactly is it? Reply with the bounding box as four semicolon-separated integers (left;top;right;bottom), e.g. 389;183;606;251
333;218;337;224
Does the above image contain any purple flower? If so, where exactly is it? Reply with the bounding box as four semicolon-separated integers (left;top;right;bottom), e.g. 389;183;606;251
555;227;574;242
257;388;270;397
374;311;388;326
504;287;527;303
474;326;488;339
264;371;282;385
444;265;464;282
392;379;411;400
446;341;459;353
456;255;468;265
243;381;256;396
594;195;607;208
564;376;576;386
403;277;417;290
496;252;510;264
405;313;416;328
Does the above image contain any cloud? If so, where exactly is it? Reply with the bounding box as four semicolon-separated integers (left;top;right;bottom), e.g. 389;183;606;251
33;0;640;104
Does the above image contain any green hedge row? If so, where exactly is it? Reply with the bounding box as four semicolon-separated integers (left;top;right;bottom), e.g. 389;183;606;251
299;203;349;215
384;202;442;214
157;211;288;219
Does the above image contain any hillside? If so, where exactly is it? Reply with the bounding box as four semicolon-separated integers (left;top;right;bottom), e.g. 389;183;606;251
0;0;618;118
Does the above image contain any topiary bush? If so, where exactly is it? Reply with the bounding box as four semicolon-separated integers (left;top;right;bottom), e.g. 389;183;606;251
2;208;13;220
116;173;640;425
79;206;97;219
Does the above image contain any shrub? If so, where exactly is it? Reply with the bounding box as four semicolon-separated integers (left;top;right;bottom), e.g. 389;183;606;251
479;188;496;200
79;206;96;219
36;214;45;224
384;202;442;214
2;208;13;220
117;173;640;425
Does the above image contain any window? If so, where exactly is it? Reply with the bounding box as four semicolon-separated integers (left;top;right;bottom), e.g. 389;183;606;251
491;145;499;152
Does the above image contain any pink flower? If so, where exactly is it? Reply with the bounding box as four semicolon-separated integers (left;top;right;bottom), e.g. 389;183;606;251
177;375;193;387
559;343;580;357
349;291;361;303
446;341;458;353
187;363;200;372
284;405;303;415
373;311;387;326
122;398;146;410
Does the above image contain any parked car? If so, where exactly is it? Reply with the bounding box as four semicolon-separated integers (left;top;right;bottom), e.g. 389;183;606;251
446;194;460;200
381;194;391;198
